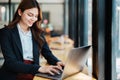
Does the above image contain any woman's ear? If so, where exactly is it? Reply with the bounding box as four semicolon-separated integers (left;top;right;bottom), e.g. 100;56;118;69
18;9;22;16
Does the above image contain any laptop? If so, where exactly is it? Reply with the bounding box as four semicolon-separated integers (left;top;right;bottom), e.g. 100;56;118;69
35;45;91;80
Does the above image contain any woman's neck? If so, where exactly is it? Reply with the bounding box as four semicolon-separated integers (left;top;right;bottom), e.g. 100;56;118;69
18;21;29;32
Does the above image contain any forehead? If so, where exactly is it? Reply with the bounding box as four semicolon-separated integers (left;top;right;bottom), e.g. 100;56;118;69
24;8;38;15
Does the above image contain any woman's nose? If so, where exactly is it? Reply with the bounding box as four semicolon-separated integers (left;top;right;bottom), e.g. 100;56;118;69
31;16;37;21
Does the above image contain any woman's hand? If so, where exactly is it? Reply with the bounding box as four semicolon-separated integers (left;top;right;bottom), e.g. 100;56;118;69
56;61;65;69
38;65;61;75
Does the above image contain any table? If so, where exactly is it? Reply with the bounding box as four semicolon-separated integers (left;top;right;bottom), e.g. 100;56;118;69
34;72;96;80
33;36;96;80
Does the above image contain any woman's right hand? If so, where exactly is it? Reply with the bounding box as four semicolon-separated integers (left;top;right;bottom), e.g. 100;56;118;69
38;65;62;75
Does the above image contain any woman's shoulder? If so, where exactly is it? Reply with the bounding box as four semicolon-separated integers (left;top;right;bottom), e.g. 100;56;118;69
1;25;17;32
0;26;15;37
0;27;11;33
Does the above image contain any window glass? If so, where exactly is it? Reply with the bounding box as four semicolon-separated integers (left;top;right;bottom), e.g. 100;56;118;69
115;0;120;80
0;3;18;28
0;5;9;28
41;4;64;34
87;0;92;75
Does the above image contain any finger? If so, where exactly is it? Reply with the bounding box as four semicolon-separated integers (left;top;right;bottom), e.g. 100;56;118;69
57;65;63;71
51;68;60;74
57;62;65;67
60;62;65;66
53;66;61;70
49;66;60;74
48;70;55;75
58;63;65;70
53;66;63;72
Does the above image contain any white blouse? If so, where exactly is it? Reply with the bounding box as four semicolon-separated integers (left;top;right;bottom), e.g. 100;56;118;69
17;24;33;61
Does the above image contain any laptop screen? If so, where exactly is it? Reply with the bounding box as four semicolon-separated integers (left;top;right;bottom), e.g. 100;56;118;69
62;45;91;79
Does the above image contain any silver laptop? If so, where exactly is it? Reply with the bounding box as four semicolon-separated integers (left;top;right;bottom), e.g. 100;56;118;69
35;45;91;80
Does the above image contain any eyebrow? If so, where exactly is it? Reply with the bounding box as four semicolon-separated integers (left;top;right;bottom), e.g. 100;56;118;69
28;12;38;16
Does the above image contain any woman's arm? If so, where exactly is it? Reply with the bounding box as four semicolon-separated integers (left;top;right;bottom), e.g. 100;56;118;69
41;41;60;65
40;35;60;65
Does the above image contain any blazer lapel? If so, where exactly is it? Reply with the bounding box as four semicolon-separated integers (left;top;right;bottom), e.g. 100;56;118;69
32;33;39;64
12;26;23;55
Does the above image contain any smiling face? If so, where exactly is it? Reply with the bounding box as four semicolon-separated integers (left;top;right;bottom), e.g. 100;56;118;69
18;7;38;29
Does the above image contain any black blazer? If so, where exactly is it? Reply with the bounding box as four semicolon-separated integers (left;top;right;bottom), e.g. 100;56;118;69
0;26;59;80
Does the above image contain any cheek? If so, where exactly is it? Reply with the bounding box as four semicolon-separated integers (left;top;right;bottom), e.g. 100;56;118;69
21;15;28;21
35;18;38;22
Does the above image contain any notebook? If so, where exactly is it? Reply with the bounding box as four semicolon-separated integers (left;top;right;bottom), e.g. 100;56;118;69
35;45;91;80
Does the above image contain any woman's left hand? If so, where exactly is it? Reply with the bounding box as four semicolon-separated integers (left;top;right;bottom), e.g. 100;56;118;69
56;61;65;70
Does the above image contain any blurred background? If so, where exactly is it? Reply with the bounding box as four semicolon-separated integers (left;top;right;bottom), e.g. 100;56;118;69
0;0;120;80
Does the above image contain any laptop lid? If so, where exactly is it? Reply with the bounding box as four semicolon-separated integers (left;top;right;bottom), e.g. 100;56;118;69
35;45;91;80
61;45;91;79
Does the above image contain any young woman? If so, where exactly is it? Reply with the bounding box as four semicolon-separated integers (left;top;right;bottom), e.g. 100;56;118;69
0;0;64;80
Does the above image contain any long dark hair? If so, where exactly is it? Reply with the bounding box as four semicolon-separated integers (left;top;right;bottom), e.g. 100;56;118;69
6;0;44;50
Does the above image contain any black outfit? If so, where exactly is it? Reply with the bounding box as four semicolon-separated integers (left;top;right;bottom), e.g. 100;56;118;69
0;26;59;80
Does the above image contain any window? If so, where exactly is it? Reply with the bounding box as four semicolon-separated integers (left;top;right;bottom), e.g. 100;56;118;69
0;5;9;27
115;0;120;79
41;4;64;34
87;0;92;74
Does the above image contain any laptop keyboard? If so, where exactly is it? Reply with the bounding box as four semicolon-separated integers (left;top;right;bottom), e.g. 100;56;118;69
47;70;63;78
35;70;63;80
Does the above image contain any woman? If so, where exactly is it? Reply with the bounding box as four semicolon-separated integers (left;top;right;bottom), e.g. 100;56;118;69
0;0;64;80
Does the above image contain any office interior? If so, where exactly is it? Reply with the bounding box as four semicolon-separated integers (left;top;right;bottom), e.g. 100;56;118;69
0;0;120;80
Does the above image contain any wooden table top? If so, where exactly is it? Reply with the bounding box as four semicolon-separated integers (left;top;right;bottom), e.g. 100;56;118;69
33;36;96;80
33;72;96;80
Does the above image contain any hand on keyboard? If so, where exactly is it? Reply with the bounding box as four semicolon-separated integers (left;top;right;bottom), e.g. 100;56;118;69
38;65;63;75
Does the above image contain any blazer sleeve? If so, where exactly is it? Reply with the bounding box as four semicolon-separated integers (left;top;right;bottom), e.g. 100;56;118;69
0;28;40;74
41;35;60;65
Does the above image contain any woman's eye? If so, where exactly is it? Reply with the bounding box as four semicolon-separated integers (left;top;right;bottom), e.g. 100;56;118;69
28;14;33;17
27;14;38;18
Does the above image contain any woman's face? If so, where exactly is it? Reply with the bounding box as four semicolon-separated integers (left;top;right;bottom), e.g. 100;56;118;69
19;8;38;27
